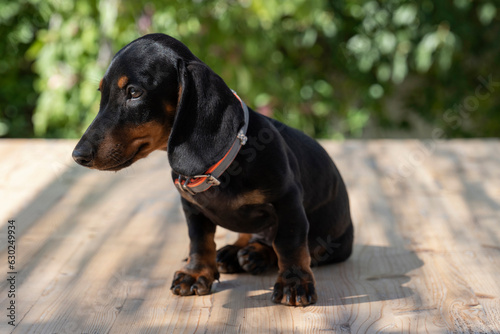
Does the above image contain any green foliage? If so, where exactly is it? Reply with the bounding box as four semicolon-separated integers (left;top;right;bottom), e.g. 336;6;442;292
1;0;499;139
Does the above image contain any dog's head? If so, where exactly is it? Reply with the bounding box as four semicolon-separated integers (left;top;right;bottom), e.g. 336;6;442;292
72;34;245;174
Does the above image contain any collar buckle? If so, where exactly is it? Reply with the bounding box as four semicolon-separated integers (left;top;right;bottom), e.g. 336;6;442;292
177;175;196;195
193;174;221;186
176;174;221;195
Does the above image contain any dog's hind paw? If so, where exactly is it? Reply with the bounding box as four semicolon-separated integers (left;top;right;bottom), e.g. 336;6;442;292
237;242;277;275
216;245;244;273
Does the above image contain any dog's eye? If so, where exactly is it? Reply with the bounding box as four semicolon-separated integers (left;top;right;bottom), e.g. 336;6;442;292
127;86;143;99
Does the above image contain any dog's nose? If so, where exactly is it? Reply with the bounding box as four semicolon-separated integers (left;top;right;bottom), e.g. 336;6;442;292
72;145;94;167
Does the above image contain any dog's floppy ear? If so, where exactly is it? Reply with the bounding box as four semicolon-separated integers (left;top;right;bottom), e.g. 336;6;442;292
167;59;245;176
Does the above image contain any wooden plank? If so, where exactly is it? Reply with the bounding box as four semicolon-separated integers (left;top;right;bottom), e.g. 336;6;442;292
373;140;500;332
0;140;78;232
322;141;412;332
428;141;500;332
1;139;499;333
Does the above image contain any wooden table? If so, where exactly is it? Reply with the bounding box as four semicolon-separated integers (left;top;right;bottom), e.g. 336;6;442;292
1;139;499;333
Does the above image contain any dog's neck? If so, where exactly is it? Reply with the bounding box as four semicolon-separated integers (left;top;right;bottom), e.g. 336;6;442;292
174;91;249;195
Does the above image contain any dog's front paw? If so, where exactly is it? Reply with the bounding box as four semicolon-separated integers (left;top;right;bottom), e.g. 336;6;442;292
170;269;218;296
237;242;277;275
216;245;244;273
271;266;317;306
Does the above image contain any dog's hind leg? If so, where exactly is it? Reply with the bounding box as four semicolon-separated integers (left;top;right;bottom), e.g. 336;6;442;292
308;223;354;266
216;233;278;275
237;241;277;275
216;233;251;273
306;198;354;267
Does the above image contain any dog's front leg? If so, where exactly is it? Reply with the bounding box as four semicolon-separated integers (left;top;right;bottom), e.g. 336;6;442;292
171;199;219;296
271;188;318;306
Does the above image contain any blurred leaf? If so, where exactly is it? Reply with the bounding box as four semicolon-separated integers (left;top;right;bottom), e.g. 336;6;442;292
393;4;417;26
477;3;497;25
1;0;499;139
347;108;370;137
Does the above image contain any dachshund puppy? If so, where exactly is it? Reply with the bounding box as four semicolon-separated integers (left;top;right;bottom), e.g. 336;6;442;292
72;33;353;306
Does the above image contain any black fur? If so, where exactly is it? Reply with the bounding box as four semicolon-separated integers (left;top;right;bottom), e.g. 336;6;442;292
72;33;354;306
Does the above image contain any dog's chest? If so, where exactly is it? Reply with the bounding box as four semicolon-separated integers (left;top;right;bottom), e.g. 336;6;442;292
180;189;278;233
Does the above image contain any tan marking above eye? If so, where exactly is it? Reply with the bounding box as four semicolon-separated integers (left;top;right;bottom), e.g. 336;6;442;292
118;76;129;89
99;79;103;91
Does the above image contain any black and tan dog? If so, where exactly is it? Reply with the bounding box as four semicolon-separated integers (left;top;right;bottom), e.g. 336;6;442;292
72;33;353;306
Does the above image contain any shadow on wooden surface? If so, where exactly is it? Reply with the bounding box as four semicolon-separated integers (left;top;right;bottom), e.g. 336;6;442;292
1;139;500;333
219;245;424;310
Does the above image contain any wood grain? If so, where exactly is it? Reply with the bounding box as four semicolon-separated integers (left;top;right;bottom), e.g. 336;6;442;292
1;139;499;333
